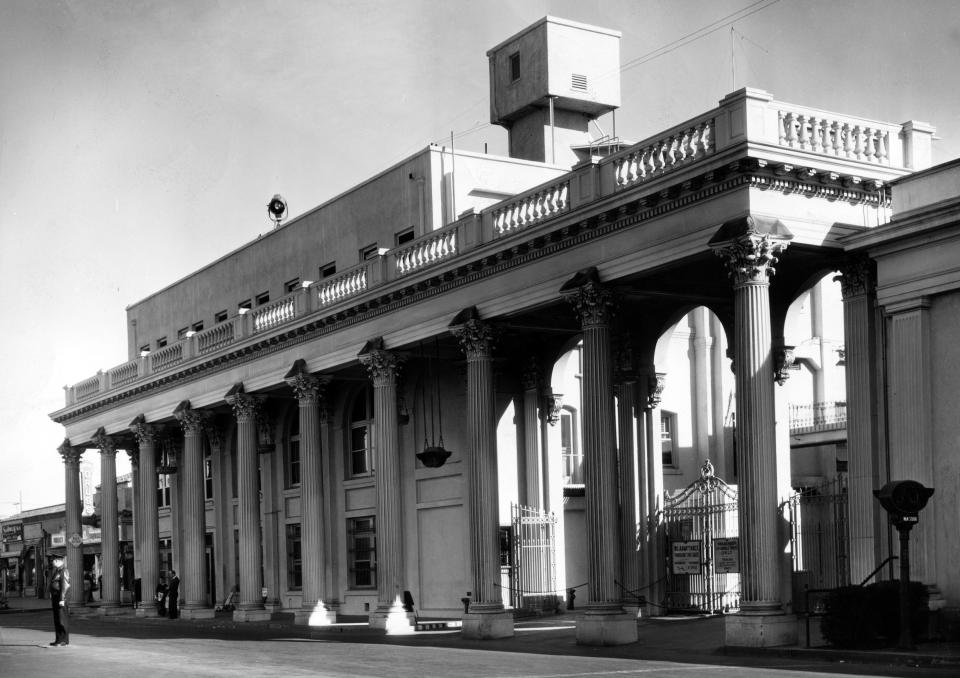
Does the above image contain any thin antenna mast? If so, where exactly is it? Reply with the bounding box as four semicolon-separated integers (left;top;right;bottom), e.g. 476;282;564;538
730;27;736;91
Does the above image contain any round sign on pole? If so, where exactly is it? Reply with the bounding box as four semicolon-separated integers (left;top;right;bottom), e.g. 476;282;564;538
68;533;83;548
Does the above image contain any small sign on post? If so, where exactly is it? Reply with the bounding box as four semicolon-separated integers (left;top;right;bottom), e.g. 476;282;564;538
671;540;702;575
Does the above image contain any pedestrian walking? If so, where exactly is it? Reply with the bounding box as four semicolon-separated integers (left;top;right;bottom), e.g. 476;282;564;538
48;555;70;646
167;570;180;619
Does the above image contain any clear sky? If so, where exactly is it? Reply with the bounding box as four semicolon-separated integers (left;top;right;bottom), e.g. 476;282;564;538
1;0;958;516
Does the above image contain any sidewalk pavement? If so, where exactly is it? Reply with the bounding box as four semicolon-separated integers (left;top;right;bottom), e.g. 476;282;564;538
3;594;959;671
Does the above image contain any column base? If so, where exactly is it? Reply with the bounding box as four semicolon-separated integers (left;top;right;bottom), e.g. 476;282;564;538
575;608;638;646
97;603;127;617
233;606;272;622
369;600;416;635
294;601;338;626
725;612;798;647
180;606;216;620
462;610;514;639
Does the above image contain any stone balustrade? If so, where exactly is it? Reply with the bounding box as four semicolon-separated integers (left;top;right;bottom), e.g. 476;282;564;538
613;117;714;189
60;90;933;407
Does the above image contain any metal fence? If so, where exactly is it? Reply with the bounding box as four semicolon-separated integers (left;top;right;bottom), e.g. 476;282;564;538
509;503;558;612
785;475;850;593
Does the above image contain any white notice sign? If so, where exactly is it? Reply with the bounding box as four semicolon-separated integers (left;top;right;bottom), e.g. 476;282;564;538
713;538;740;574
671;540;702;575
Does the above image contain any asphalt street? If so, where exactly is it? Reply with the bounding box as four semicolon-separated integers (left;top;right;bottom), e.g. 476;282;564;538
1;607;958;678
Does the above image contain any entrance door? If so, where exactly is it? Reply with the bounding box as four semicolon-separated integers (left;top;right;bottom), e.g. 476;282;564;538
204;534;215;607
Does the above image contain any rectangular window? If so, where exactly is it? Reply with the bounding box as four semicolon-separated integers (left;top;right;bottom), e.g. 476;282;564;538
350;425;371;476
156;337;167;349
157;474;171;508
320;262;336;278
176;327;189;341
348;517;376;589
215;310;228;323
238;299;252;312
661;411;677;467
288;437;301;487
191;321;204;332
204;446;213;500
286;523;302;590
284;278;301;293
139;344;150;355
255;291;270;306
560;409;583;485
395;228;415;246
509;51;521;81
360;243;379;261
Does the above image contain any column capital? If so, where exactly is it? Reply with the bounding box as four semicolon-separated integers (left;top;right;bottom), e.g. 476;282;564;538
173;400;208;435
451;319;496;359
541;391;563;425
560;268;614;328
834;254;875;299
93;427;117;457
225;384;264;423
521;356;541;391
709;216;792;287
203;419;225;452
358;338;402;385
284;360;331;404
646;373;666;410
131;415;161;445
57;438;82;465
773;345;798;385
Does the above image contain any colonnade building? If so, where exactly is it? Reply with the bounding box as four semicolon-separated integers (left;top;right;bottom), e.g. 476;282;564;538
50;17;943;646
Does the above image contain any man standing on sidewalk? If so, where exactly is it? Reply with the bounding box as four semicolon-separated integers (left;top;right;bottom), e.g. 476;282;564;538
49;555;70;646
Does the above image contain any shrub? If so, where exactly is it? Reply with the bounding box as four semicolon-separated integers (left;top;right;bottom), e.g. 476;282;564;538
820;581;928;648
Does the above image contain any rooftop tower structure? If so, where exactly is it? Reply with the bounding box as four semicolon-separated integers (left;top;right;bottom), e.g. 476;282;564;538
487;16;621;168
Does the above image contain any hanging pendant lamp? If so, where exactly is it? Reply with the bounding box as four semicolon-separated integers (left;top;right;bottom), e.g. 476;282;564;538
416;339;451;468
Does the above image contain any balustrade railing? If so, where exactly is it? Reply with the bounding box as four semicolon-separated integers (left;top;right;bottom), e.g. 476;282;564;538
789;401;847;432
613;117;714;189
491;179;569;236
62;90;930;407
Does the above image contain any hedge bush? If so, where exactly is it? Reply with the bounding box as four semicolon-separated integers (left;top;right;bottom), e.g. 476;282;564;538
820;581;928;649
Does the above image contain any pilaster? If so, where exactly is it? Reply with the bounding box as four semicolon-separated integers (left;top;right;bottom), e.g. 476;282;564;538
642;369;667;616
561;270;637;645
358;340;414;634
451;310;514;640
837;256;884;583
521;358;543;509
173;401;215;619
225;385;271;622
57;439;84;607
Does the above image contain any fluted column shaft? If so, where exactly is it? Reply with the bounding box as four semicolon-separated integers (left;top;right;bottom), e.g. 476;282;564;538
176;406;207;610
838;258;883;583
565;282;622;609
58;441;84;606
94;432;120;607
133;421;160;615
522;363;543;509
287;374;326;609
452;319;503;609
714;232;789;612
228;392;265;611
359;349;404;611
643;371;666;612
615;379;641;603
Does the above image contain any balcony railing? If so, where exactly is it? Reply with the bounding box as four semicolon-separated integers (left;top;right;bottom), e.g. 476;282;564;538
61;89;932;407
788;401;847;433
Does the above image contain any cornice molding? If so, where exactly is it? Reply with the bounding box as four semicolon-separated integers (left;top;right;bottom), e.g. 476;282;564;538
52;157;882;424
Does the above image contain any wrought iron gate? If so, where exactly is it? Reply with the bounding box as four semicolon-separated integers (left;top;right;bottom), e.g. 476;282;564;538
785;475;849;591
662;460;740;613
509;503;558;612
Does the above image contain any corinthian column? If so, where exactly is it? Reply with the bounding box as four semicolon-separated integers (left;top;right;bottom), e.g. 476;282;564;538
614;363;641;617
131;417;160;617
358;340;412;634
173;401;214;619
561;269;637;645
450;309;514;639
58;440;84;607
225;385;271;622
285;361;336;626
711;218;796;647
93;429;122;614
837;256;883;583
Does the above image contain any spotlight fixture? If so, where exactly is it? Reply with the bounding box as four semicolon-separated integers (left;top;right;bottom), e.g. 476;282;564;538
267;194;287;228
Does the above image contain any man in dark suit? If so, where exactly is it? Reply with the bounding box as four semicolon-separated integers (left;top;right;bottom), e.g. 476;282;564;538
49;555;70;646
167;570;180;619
